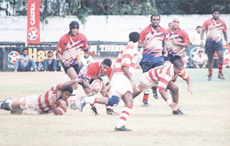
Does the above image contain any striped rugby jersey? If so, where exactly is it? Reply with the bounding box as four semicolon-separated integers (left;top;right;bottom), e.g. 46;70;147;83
140;25;166;63
36;84;69;114
57;33;88;65
79;62;112;82
202;18;227;42
165;29;190;57
114;41;138;77
148;64;189;91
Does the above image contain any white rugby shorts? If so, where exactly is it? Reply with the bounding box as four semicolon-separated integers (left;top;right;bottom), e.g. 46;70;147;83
110;73;133;96
19;95;40;115
137;72;157;92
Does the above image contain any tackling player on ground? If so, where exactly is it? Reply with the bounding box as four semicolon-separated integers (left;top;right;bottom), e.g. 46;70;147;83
0;79;80;115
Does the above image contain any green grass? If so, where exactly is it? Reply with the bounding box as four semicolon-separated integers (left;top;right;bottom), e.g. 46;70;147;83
0;68;230;146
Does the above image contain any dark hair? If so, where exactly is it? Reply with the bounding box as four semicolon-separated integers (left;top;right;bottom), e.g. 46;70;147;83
212;9;220;13
22;48;28;52
102;58;112;67
69;21;79;29
129;32;140;43
150;14;161;20
196;26;202;29
48;51;53;54
64;86;73;94
173;59;184;68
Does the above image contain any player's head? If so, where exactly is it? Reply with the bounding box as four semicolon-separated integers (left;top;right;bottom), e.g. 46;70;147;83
173;59;184;74
172;18;180;29
61;86;73;100
100;58;112;73
69;21;79;36
22;48;28;56
150;14;161;28
212;9;220;20
196;26;202;33
129;32;140;43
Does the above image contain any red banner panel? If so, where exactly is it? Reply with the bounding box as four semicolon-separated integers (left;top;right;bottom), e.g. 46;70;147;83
27;0;40;45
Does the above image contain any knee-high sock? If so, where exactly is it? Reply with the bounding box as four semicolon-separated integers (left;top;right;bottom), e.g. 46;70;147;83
116;105;132;128
142;90;149;101
218;62;223;75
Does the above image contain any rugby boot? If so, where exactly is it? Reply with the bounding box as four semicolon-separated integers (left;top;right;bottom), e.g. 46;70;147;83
106;107;119;115
172;109;184;115
78;96;86;112
207;74;212;81
0;98;12;110
218;74;225;80
142;100;150;107
115;126;132;131
91;105;99;115
152;88;158;99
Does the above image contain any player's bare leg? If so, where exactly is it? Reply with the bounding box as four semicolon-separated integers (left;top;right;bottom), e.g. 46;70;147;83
67;67;79;109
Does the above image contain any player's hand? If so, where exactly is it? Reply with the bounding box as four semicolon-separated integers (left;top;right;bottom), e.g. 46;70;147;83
50;95;56;105
172;38;179;45
63;61;70;67
169;102;178;110
187;87;192;94
101;85;110;96
200;42;205;48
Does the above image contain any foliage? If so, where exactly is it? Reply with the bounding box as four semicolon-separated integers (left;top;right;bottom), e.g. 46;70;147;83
0;0;229;24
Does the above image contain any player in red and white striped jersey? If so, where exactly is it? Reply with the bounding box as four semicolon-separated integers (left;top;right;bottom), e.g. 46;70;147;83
200;9;229;80
79;32;140;131
0;79;80;115
78;58;118;115
133;60;192;115
165;18;190;63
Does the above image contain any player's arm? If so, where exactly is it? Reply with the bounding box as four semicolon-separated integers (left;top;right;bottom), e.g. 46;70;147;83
223;31;228;45
58;79;81;90
178;70;192;94
200;28;206;48
122;66;132;81
50;95;63;115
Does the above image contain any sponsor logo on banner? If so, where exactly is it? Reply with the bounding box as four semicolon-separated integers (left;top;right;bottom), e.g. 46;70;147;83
27;0;40;45
8;51;20;64
28;27;39;41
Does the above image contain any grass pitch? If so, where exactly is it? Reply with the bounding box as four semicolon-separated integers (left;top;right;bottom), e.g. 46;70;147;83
0;68;230;146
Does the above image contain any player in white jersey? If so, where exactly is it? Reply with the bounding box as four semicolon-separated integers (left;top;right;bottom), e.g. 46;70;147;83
133;60;192;115
0;79;80;115
78;32;140;131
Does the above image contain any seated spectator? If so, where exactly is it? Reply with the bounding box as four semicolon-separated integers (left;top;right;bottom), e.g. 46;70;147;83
14;48;37;72
43;51;57;71
79;52;93;69
192;50;208;68
182;50;190;68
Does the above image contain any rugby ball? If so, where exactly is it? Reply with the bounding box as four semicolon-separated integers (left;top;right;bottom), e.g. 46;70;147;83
90;79;102;94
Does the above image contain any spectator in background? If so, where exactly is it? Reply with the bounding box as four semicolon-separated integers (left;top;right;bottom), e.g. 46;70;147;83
190;26;203;45
43;51;57;72
79;52;93;69
182;50;190;68
14;48;37;72
192;49;208;68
